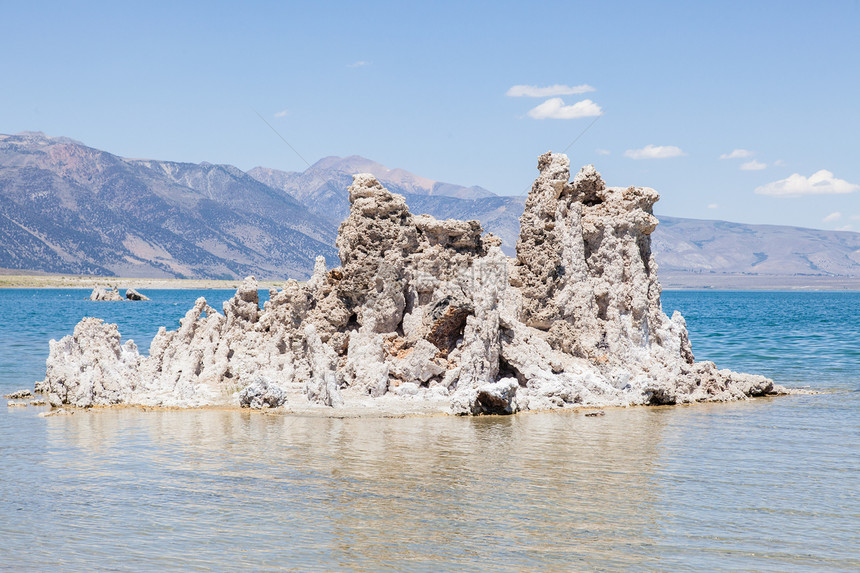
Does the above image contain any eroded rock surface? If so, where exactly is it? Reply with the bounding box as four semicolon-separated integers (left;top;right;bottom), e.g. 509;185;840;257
5;389;33;399
89;286;124;301
239;377;287;409
125;289;150;301
89;287;150;301
38;153;789;413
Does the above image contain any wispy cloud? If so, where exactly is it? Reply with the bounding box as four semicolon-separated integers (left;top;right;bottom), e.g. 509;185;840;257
720;149;754;159
274;109;289;118
708;203;719;209
823;212;842;223
740;159;767;171
773;159;787;167
624;144;686;160
348;60;370;68
595;148;611;156
755;170;860;197
507;84;595;97
527;98;602;119
836;225;854;231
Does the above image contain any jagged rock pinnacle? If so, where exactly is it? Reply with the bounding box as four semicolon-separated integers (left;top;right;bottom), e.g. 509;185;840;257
37;153;786;414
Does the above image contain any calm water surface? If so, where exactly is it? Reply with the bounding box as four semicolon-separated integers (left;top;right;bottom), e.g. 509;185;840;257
1;289;858;571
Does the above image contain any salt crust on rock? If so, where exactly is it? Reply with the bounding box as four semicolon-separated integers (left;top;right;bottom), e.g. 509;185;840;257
37;153;789;414
89;286;124;301
89;286;150;301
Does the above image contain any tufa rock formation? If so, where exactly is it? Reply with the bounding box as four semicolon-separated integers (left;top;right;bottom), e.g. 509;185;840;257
88;287;150;301
125;288;150;301
37;153;787;414
89;286;124;301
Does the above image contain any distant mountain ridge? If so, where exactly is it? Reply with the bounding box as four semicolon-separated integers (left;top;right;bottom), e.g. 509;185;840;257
248;156;524;253
654;216;860;276
0;132;338;279
250;155;496;201
2;132;860;286
652;216;860;288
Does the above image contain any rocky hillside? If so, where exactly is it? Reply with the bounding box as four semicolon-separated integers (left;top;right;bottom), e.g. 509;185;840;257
653;216;860;287
248;156;523;254
0;132;338;279
2;131;859;285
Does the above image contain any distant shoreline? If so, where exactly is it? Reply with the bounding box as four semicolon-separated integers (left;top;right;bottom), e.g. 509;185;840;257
0;272;287;290
659;272;860;291
2;270;859;292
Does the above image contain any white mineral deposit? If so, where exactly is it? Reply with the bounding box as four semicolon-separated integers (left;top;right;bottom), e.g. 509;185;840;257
37;153;788;414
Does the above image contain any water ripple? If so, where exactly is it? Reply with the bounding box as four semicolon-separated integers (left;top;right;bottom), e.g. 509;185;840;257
0;290;858;571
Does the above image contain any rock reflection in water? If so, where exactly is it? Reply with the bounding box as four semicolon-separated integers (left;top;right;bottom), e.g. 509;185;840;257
37;408;668;570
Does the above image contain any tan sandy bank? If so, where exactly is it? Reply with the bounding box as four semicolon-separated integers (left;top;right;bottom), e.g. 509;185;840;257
0;271;285;290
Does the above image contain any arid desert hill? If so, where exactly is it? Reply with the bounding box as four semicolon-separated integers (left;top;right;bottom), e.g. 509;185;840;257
2;131;860;286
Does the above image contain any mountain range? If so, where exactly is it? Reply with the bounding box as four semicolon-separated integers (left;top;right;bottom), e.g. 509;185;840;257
2;131;859;287
0;132;338;279
247;156;525;254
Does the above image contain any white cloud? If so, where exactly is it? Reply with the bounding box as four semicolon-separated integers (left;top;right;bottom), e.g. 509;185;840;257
507;84;595;97
755;170;860;197
773;159;787;167
823;212;842;223
595;148;611;155
527;98;602;119
836;225;854;232
740;159;767;171
274;109;289;118
348;60;370;68
720;149;754;159
624;144;686;160
708;203;719;209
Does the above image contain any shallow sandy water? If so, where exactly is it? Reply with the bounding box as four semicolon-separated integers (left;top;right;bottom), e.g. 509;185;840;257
0;289;858;571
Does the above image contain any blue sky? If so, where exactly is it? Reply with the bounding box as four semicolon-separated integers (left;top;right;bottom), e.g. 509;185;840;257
2;1;858;230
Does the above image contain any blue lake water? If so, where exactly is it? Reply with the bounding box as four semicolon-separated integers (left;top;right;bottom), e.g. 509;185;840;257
1;289;858;571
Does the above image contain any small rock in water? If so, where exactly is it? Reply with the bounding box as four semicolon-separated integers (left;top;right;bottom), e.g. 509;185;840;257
474;378;520;415
38;407;74;417
7;401;26;408
89;286;124;301
4;389;33;399
125;289;150;301
584;410;605;417
238;377;287;409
